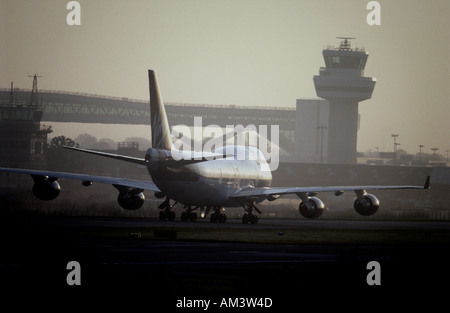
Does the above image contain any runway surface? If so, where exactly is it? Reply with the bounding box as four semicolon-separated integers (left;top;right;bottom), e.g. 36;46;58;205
9;215;450;230
1;216;449;308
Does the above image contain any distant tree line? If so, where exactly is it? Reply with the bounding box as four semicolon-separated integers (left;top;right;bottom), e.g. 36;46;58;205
48;134;151;151
50;136;78;148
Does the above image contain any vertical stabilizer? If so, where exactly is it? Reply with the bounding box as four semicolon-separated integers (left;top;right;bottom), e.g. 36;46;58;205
149;70;173;150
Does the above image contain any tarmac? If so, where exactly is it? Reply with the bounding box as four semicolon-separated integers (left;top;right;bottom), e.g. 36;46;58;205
9;215;450;230
1;216;449;308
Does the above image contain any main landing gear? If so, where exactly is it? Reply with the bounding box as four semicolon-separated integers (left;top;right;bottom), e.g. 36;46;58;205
180;205;198;222
157;198;261;225
158;200;227;223
241;202;261;224
158;197;177;221
209;207;227;223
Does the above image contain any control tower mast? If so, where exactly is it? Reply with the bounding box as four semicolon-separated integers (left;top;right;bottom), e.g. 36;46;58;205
313;37;376;164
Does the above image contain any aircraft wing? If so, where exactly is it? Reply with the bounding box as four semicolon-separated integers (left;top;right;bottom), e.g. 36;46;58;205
63;146;234;166
0;167;160;192
230;176;430;199
63;146;148;165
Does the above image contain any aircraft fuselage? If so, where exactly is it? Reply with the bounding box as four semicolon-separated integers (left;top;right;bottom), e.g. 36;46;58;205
148;146;272;207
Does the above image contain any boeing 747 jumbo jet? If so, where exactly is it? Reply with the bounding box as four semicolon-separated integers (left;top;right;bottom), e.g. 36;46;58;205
0;70;430;224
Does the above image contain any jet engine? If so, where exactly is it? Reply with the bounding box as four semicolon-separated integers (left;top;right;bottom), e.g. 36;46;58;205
354;194;379;216
117;189;145;210
113;184;145;210
267;194;280;201
31;175;61;201
298;197;325;219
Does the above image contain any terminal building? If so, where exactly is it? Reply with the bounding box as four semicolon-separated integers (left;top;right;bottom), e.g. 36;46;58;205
295;99;330;163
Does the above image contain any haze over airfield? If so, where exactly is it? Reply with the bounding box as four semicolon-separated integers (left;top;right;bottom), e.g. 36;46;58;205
1;0;449;154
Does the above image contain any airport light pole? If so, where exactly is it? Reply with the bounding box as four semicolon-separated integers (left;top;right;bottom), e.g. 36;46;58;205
419;144;424;160
317;125;327;163
395;143;401;156
391;134;399;155
431;147;439;160
391;134;399;158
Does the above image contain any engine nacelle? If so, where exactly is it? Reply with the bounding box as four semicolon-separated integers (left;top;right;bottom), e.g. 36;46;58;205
117;190;145;210
299;196;325;219
267;194;280;201
31;176;61;201
354;194;380;216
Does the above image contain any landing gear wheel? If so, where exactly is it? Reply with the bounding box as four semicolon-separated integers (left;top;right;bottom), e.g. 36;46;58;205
159;210;175;221
241;203;260;224
242;213;258;224
210;213;227;223
158;197;177;221
209;207;227;223
181;212;198;222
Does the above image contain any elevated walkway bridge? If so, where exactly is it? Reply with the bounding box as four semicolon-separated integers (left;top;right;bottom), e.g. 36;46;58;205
0;89;296;151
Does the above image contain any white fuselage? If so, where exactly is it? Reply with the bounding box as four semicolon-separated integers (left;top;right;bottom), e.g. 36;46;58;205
148;146;272;207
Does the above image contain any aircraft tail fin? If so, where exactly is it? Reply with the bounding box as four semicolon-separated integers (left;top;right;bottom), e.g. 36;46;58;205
148;70;173;150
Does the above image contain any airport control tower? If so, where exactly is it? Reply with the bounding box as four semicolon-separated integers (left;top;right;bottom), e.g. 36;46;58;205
313;37;376;164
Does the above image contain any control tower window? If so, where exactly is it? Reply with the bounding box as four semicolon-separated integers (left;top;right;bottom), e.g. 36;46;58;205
325;56;367;69
331;56;340;64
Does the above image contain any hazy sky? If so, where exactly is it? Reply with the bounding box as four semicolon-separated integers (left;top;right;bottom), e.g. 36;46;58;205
1;0;449;154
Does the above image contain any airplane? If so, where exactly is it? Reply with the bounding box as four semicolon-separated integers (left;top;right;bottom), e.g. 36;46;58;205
0;70;430;224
